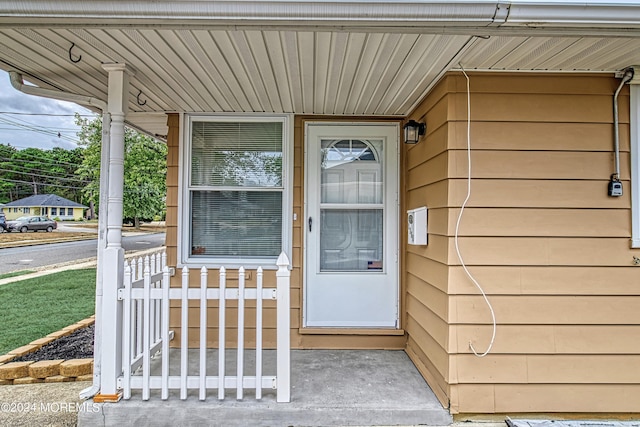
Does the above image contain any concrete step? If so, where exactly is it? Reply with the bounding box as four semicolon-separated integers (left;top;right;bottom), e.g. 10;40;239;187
80;349;452;426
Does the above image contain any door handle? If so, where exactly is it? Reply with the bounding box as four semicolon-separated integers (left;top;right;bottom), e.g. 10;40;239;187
308;217;312;232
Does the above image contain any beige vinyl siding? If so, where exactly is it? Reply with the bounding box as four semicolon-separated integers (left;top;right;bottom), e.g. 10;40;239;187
405;73;640;414
404;77;454;406
165;114;179;265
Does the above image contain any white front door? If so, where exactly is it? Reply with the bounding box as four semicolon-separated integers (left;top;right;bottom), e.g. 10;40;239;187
304;123;399;328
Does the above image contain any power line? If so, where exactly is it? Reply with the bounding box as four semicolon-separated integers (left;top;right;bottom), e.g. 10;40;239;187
0;156;84;171
0;127;79;132
0;116;81;145
0;177;86;190
0;157;82;178
0;112;96;117
0;167;90;183
0;166;85;182
0;117;82;143
0;149;85;168
0;178;163;196
0;113;82;132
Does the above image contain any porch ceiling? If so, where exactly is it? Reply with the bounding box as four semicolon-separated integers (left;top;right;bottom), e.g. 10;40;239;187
0;2;639;139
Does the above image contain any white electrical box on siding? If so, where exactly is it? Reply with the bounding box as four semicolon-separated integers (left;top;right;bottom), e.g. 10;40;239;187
407;207;427;245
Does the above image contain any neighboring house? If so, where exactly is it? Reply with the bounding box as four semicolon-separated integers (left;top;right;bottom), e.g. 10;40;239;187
1;194;87;221
0;0;639;419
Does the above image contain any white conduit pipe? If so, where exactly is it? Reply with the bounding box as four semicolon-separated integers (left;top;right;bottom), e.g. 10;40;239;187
614;68;634;180
9;71;108;399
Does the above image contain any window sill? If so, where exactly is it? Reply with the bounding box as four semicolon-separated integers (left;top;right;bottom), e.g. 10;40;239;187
178;258;280;271
299;328;405;336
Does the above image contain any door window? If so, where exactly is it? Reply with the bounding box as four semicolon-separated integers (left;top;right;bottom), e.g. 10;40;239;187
319;139;384;272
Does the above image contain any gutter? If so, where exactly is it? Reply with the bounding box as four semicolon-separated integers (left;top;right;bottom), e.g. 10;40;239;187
9;71;108;400
0;1;639;32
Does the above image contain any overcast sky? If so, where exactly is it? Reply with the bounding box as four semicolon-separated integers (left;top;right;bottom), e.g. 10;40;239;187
0;70;95;151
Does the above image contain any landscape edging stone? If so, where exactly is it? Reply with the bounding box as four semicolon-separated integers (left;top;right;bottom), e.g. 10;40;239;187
0;315;95;385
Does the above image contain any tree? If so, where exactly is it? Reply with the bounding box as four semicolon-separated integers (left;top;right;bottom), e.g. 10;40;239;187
0;143;20;203
0;143;87;204
76;115;167;228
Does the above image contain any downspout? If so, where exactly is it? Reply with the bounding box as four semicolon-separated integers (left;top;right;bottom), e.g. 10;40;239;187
9;71;108;400
9;72;106;111
79;112;110;400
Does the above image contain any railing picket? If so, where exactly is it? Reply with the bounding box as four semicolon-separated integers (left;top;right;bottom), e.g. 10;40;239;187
180;266;189;400
122;261;132;400
237;267;245;400
276;252;291;403
153;254;161;345
156;254;162;345
136;254;143;357
218;266;226;400
199;266;208;401
137;257;143;280
256;267;263;400
161;266;170;400
142;256;151;400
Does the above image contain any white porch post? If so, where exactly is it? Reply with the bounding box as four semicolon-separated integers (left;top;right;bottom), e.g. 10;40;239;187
276;252;291;403
97;63;133;399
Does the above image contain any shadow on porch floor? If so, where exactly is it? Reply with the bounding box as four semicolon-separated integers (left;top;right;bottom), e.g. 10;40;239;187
79;349;452;427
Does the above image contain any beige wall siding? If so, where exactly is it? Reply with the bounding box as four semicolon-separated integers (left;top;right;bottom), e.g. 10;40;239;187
165;114;179;259
404;76;454;406
406;73;640;414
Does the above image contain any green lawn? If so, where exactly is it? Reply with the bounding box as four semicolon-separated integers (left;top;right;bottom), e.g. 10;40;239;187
0;268;96;355
0;270;35;280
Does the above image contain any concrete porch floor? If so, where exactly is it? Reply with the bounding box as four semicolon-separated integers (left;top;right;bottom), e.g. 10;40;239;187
79;349;452;427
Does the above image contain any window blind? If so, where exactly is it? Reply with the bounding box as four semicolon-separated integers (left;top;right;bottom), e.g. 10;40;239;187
191;121;282;187
188;119;285;260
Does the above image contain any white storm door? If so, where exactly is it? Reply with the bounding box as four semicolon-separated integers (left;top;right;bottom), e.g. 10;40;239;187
304;123;399;328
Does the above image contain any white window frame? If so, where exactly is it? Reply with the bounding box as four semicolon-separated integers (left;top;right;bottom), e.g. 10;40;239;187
631;73;640;248
178;113;293;269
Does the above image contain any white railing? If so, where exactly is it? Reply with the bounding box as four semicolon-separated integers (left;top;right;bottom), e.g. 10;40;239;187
117;251;291;403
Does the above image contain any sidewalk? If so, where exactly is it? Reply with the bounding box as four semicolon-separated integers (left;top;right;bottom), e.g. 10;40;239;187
0;381;89;427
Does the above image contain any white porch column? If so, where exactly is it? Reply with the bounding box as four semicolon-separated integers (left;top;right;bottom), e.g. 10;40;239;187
97;63;134;400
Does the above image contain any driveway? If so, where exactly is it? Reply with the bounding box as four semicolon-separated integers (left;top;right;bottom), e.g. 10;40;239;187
55;223;99;233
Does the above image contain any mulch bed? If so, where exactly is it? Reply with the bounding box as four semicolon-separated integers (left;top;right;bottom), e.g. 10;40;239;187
12;325;94;362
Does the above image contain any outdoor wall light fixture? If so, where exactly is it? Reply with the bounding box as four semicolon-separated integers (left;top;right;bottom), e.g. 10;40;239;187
403;120;426;144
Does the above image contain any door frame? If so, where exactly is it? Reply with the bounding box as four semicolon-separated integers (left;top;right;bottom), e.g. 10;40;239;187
302;121;401;330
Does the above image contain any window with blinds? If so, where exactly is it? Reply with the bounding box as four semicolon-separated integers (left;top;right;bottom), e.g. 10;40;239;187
188;119;285;261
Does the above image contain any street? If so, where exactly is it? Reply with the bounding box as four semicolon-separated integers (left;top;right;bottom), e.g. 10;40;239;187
0;233;166;275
